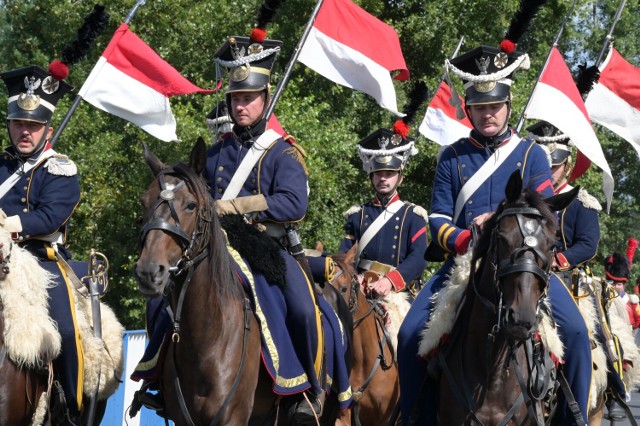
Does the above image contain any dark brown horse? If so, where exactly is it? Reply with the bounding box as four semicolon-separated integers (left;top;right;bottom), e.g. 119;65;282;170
135;139;345;425
434;172;577;425
327;244;399;426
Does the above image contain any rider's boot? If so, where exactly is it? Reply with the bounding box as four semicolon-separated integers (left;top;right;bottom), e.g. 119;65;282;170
291;390;325;425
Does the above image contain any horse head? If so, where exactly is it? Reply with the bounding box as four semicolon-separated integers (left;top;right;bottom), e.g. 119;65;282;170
326;244;359;311
135;138;215;297
473;171;577;341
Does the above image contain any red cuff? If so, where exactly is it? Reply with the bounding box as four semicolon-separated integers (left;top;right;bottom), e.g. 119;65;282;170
386;270;406;291
555;253;570;271
454;230;472;255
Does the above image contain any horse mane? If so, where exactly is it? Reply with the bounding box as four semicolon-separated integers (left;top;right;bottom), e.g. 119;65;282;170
471;187;557;279
171;162;243;303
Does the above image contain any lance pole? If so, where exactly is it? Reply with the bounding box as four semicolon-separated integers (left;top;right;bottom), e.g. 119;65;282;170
51;0;148;147
595;0;627;67
264;0;325;121
515;0;578;133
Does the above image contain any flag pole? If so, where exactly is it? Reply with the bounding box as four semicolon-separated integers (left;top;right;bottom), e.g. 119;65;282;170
515;0;578;133
264;0;325;121
594;0;627;67
51;0;148;147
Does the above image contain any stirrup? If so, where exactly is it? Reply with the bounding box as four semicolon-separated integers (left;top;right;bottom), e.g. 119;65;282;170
291;391;324;424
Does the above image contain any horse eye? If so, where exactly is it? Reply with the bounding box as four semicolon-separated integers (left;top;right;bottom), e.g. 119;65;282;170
341;286;348;293
186;202;197;211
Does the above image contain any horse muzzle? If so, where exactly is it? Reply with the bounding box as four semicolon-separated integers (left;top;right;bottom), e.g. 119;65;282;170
134;261;170;297
504;308;536;341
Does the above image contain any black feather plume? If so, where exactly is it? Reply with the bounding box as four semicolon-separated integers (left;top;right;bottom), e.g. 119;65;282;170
61;5;110;66
256;0;285;30
504;0;547;44
402;81;430;125
576;64;601;98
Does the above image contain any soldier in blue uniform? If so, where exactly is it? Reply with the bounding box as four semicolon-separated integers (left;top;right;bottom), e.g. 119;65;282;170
0;66;82;425
133;34;351;421
338;126;428;297
209;35;328;421
396;44;592;424
527;121;601;273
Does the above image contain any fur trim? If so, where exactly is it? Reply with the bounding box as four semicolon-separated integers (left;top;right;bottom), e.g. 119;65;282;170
418;251;472;357
219;215;287;288
75;293;125;400
577;188;601;211
411;205;429;222
380;290;412;356
0;230;61;368
44;156;77;176
343;205;362;219
610;297;640;390
418;252;564;363
574;285;607;409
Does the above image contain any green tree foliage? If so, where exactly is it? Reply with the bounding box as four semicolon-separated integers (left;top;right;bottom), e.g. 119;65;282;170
0;0;639;327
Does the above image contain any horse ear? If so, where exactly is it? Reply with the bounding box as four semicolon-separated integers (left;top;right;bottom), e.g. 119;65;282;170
505;170;523;203
545;186;580;212
345;242;358;265
315;241;324;252
190;137;208;176
143;143;165;176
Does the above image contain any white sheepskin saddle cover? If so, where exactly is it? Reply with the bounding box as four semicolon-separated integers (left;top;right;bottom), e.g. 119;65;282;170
378;289;412;355
0;229;124;401
417;251;563;363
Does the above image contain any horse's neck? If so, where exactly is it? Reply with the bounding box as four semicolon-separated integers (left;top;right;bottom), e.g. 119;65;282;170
171;264;243;345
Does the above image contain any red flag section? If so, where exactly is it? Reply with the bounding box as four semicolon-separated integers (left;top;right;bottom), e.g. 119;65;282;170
586;48;640;158
418;82;472;145
298;0;408;115
79;24;215;142
526;47;613;208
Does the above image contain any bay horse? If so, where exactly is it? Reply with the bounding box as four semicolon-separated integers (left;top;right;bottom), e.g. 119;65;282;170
430;171;578;425
325;244;399;425
135;138;344;425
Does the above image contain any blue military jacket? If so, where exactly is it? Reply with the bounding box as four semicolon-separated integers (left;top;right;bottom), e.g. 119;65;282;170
429;129;554;255
204;128;308;224
0;145;80;260
339;192;428;291
554;184;601;270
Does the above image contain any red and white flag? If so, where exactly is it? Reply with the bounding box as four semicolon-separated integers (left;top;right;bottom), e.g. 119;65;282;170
526;47;613;208
297;0;408;115
585;47;640;157
419;81;472;145
79;24;215;142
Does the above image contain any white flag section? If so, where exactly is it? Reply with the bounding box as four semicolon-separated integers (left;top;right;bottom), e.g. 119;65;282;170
298;0;408;115
527;47;613;209
79;23;213;142
586;47;640;158
419;82;472;145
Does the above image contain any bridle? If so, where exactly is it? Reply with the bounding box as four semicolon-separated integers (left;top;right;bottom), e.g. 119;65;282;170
139;167;252;426
329;258;395;418
139;168;212;285
434;206;557;426
472;206;552;334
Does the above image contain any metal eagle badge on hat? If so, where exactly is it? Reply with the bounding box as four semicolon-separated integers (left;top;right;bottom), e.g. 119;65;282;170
17;76;42;111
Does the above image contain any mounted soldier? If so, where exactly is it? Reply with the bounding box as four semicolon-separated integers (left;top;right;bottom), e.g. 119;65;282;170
0;64;83;425
132;31;352;422
397;20;592;423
